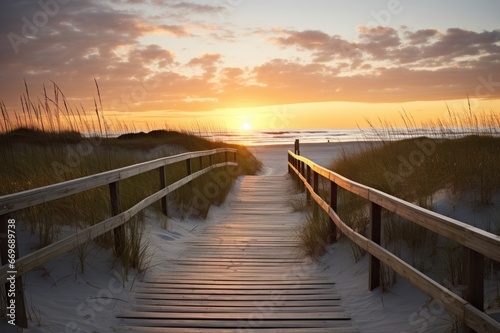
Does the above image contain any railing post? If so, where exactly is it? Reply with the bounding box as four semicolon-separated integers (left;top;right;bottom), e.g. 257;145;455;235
199;156;203;171
300;161;305;192
306;165;311;204
369;202;382;291
288;153;291;174
186;158;192;176
313;171;319;220
294;139;300;155
109;182;125;257
159;165;168;216
463;248;484;333
0;214;28;327
330;181;338;242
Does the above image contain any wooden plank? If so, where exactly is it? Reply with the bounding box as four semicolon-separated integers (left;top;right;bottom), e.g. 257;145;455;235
129;304;345;313
133;293;342;302
120;175;355;332
118;311;351;320
135;288;340;296
139;283;336;290
134;299;347;308
117;327;359;333
118;319;354;329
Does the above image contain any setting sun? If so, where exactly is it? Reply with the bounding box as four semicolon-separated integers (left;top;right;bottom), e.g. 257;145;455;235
242;122;251;131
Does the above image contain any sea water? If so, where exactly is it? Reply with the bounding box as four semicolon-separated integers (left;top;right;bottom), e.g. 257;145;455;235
201;127;488;146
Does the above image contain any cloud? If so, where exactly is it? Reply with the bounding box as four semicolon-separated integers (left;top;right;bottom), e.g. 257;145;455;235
0;1;498;119
266;26;500;70
162;1;225;14
269;29;361;63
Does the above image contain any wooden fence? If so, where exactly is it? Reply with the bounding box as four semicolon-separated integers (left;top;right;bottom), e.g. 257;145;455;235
0;148;237;327
288;150;500;333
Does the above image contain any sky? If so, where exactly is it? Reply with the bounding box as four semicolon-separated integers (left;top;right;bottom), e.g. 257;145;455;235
0;0;499;131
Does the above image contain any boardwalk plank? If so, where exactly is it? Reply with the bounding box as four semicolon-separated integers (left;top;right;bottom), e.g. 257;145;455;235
118;175;357;332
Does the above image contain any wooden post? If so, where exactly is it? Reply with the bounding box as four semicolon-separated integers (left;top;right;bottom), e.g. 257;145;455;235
199;156;203;171
288;153;291;174
313;171;319;220
300;161;305;192
330;181;338;242
369;202;382;291
0;214;28;327
294;139;300;155
109;182;125;257
463;248;484;333
306;165;311;203
159;166;168;216
186;158;192;175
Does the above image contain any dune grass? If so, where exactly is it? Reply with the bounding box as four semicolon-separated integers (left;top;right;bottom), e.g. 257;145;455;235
0;82;261;281
328;111;500;313
298;109;500;317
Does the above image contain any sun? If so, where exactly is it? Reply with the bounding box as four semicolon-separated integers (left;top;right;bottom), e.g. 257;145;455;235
242;122;251;131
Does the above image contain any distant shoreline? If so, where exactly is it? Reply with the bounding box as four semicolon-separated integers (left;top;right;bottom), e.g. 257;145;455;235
247;141;377;175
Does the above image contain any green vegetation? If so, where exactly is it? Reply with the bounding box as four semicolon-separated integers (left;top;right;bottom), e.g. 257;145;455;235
333;135;500;207
0;82;261;279
298;110;500;322
331;114;500;312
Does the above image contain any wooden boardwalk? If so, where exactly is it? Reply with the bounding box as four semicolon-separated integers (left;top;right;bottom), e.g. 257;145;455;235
118;175;357;332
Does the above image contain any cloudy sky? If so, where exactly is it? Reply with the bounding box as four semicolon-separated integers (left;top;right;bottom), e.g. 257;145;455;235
1;0;499;130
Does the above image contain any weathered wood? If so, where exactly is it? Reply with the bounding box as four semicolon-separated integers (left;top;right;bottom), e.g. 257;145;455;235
159;166;168;216
0;148;236;216
288;151;500;263
117;327;359;333
330;181;338;242
306;165;312;203
369;203;381;291
119;176;355;332
109;181;125;257
313;170;319;220
287;152;500;333
119;318;355;329
0;161;237;283
186;158;192;175
463;248;484;333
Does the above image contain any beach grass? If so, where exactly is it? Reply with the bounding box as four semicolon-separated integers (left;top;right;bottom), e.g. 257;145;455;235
296;108;500;325
0;82;262;281
321;110;500;320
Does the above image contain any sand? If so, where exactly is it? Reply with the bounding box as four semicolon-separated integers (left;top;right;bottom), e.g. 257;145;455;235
249;142;453;332
5;141;496;332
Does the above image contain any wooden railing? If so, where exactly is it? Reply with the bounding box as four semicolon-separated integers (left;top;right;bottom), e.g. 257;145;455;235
0;148;237;327
288;150;500;333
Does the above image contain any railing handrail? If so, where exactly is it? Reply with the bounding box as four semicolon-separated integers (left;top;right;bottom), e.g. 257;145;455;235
288;151;500;261
0;148;238;327
288;150;500;333
0;148;236;215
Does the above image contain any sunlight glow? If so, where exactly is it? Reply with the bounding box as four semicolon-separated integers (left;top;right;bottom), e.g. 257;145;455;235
242;122;251;131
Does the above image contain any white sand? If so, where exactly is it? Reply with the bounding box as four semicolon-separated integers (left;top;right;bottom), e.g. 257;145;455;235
249;142;453;332
6;141;497;332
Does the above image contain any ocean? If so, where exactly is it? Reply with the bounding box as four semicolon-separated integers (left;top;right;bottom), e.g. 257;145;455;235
201;127;489;146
